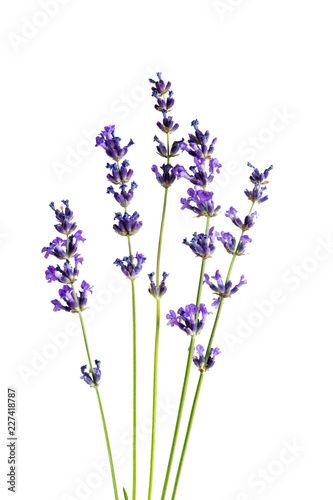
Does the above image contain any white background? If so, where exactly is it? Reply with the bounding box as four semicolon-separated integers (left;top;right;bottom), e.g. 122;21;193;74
1;1;333;499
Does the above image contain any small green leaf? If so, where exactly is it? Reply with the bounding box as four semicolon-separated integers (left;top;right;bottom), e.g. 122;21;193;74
123;487;129;500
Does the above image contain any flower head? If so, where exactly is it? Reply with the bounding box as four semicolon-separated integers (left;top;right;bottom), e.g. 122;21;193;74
80;360;101;387
244;185;269;204
180;119;217;161
180;187;221;217
166;303;211;336
42;230;86;260
204;271;247;308
106;160;133;185
225;207;258;231
114;252;146;280
107;182;138;207
248;162;273;184
113;211;142;236
149;72;172;98
217;232;252;255
192;344;221;372
95;125;134;161
148;272;168;299
183;227;216;258
151;164;184;188
50;200;77;235
51;280;93;313
45;254;83;284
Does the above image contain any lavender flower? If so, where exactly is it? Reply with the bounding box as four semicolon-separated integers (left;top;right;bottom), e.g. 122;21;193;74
204;271;247;308
80;360;101;387
166;303;211;336
148;272;168;299
45;254;83;284
248;162;273;184
95;125;134;161
114;253;146;280
42;230;86;260
107;182;138;207
244;184;269;204
192;344;221;372
106;160;133;185
113;212;142;236
149;73;171;97
217;232;252;255
225;207;258;231
183;227;216;258
180;119;217;160
51;280;93;313
50;200;77;235
180;187;221;217
157;115;179;134
151;164;184;188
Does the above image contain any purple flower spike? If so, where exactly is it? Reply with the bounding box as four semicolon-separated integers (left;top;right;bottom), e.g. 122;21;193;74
248;162;273;185
181;120;218;161
204;271;247;307
114;252;146;280
148;272;169;299
183;227;216;259
106;160;134;185
217;232;252;255
152;164;184;188
149;72;172;98
113;211;142;236
192;344;221;372
42;230;86;260
244;184;269;204
181;187;221;217
95;125;134;161
157;116;179;134
225;207;258;231
166;303;211;336
50;200;77;235
45;254;83;284
80;360;101;387
177;157;215;189
107;181;138;207
51;280;93;313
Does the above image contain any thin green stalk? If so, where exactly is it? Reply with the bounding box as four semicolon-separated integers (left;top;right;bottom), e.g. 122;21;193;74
160;215;211;500
148;131;170;500
170;200;256;499
71;286;119;500
126;229;137;500
131;278;137;500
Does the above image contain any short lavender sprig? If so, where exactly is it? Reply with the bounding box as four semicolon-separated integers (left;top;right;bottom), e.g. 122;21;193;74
96;127;143;500
170;163;273;499
147;72;184;500
42;200;119;500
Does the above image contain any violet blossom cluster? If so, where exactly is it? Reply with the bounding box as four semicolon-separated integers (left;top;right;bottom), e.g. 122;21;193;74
192;345;221;373
204;162;273;308
149;72;184;188
166;304;211;337
42;200;93;314
95;126;146;280
42;200;98;387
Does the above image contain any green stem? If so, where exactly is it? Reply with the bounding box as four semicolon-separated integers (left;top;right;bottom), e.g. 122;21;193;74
71;286;119;500
170;200;257;499
131;278;137;500
148;182;169;500
126;230;136;500
160;215;211;500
